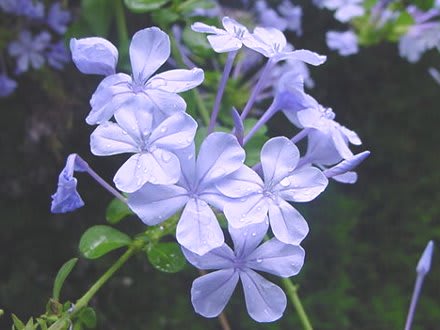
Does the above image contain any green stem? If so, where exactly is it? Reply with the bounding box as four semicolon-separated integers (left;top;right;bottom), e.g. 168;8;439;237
168;35;210;126
281;278;313;330
115;0;129;48
48;245;139;330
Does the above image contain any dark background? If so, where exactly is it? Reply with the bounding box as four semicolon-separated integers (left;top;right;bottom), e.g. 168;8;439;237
0;2;439;329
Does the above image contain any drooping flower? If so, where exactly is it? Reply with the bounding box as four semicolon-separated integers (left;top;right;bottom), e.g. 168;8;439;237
191;16;252;53
326;30;359;56
90;99;197;193
0;74;17;97
8;30;51;74
128;132;246;255
72;27;204;125
218;137;328;245
183;222;305;322
47;2;71;35
51;154;88;213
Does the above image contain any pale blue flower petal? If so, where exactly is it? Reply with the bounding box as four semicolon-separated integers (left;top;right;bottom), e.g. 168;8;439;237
113;153;155;193
305;129;344;166
216;166;263;198
191;269;239;318
130;27;170;83
90;122;138;156
207;34;243;53
113;97;154;139
176;198;224;255
323;150;370;178
332;171;357;183
148;68;204;93
128;184;189;225
276;166;328;202
70;37;118;76
143;89;187;121
332;129;353;159
196;133;245;186
228;221;269;258
0;74;17;97
246;238;305;277
87;73;132;125
273;49;327;65
182;245;235;269
191;22;226;34
326;30;359;56
335;4;364;22
268;200;309;245
261;137;300;185
243;27;287;57
149;112;197;150
240;269;287;322
224;193;268;228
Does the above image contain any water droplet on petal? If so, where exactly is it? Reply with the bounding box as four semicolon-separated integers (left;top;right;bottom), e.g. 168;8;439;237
256;258;263;263
161;151;172;163
251;232;256;237
160;126;167;133
280;177;290;187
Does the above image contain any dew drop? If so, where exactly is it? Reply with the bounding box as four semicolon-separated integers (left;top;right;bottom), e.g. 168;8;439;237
161;152;172;163
280;177;290;187
251;232;256;237
159;225;164;231
256;258;263;263
160;126;167;133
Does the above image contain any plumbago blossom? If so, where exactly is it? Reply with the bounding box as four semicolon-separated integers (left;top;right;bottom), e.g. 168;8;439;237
71;27;204;125
52;17;369;324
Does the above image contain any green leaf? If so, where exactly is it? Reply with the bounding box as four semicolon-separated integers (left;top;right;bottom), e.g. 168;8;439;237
53;258;78;300
147;242;186;273
78;308;97;329
106;198;133;224
12;314;25;330
151;8;180;27
178;0;215;15
182;27;213;57
79;226;132;259
36;318;48;330
23;318;35;330
124;0;169;13
388;11;415;41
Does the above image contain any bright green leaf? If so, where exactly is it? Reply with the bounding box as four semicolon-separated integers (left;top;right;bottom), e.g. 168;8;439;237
12;314;25;330
53;258;78;300
124;0;169;13
106;198;133;224
79;226;132;259
147;242;186;273
78;307;97;329
182;27;213;57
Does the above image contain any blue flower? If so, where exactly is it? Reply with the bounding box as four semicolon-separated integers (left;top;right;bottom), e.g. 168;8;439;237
218;137;328;245
8;30;51;74
243;26;326;64
47;2;71;35
0;0;44;19
320;0;365;22
47;41;70;70
0;74;17;97
128;132;246;255
90;101;197;193
191;16;252;53
72;27;204;125
51;154;88;213
326;30;359;56
255;0;303;36
183;222;305;322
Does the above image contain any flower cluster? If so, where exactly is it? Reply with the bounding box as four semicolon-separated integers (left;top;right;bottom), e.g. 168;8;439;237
0;0;71;97
52;17;368;322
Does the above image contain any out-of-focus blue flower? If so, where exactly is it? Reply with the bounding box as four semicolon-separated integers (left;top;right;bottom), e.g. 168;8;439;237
326;30;359;56
90;102;197;193
255;0;303;36
8;30;51;74
47;2;71;35
0;0;44;18
183;222;305;322
128;133;246;256
75;27;204;125
321;0;365;22
0;74;17;97
70;37;118;76
47;41;70;70
429;67;440;85
51;154;88;213
399;6;440;63
192;17;252;53
218;137;328;244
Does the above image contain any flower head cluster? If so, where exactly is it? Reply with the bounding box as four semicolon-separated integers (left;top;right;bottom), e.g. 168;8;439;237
55;17;369;323
0;1;71;97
